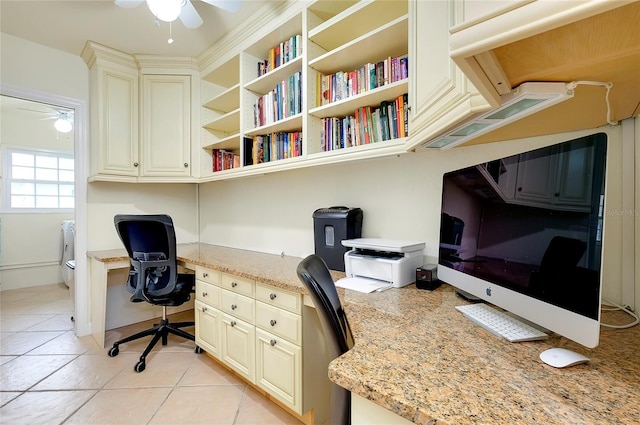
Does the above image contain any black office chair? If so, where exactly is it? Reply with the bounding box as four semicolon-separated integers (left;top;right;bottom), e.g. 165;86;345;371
297;254;354;425
107;214;201;372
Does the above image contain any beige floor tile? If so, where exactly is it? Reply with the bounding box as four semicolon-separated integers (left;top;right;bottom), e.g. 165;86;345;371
149;385;246;425
0;390;97;425
0;391;21;406
31;352;137;391
0;330;65;355
235;387;302;425
105;351;195;389
0;354;76;391
28;330;98;355
25;313;75;331
179;354;246;387
65;387;171;425
0;313;57;332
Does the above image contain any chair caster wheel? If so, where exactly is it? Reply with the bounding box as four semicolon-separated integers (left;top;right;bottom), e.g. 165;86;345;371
195;345;203;354
134;361;146;373
108;346;119;357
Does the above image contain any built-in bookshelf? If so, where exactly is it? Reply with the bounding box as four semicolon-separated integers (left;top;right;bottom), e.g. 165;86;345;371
199;0;410;180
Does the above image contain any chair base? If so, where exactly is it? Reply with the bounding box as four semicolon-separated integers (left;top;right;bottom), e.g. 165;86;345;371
107;309;200;372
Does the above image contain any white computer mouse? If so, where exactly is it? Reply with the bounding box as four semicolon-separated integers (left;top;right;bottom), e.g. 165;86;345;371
539;347;590;368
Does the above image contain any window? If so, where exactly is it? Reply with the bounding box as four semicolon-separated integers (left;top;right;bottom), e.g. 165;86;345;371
2;148;74;212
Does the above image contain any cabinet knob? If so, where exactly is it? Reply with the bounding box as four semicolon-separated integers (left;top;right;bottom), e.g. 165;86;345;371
202;291;208;297
270;339;277;346
270;319;277;327
231;282;238;288
231;304;237;310
231;321;236;327
202;272;208;278
184;162;189;168
269;293;277;300
555;192;560;197
133;162;139;167
517;187;523;192
201;306;207;312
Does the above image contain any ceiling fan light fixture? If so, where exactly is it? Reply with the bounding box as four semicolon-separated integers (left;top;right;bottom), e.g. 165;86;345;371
146;0;183;22
54;117;73;134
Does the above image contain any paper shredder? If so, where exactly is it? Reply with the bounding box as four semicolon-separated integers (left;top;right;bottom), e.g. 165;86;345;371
313;207;363;271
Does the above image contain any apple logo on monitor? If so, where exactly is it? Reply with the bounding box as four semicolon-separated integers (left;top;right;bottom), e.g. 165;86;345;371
486;287;492;297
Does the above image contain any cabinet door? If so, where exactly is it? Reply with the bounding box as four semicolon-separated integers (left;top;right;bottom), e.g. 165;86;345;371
555;141;594;208
514;146;558;204
255;328;301;413
141;74;191;177
407;0;490;149
95;66;139;176
220;312;255;383
195;300;220;358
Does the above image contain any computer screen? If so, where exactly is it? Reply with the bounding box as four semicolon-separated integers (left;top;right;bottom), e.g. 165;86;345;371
438;132;607;347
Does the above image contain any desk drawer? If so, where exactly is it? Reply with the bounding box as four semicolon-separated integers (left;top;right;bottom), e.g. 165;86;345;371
221;273;254;297
196;266;220;285
196;280;220;308
220;288;255;324
255;283;301;314
255;301;301;345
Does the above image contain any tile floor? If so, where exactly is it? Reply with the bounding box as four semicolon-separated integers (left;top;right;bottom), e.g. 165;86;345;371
1;283;302;425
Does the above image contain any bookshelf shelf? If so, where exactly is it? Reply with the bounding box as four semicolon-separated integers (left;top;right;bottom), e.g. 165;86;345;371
203;84;240;112
244;56;303;94
308;15;408;74
309;79;408;119
308;0;408;52
202;133;240;151
245;114;303;137
203;109;240;133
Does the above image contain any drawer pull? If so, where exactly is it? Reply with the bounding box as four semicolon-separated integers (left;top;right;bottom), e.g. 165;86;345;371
231;281;238;288
201;306;207;312
270;339;277;346
269;293;277;300
202;292;208;297
231;321;237;327
270;319;277;327
202;272;208;278
231;304;237;310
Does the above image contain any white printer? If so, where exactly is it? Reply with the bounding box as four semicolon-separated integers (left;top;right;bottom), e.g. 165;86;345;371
342;238;425;288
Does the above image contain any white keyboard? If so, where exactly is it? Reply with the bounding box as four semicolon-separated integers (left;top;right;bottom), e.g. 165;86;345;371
455;303;548;343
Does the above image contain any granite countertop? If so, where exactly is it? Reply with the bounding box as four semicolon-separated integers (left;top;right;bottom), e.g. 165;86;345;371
88;243;640;424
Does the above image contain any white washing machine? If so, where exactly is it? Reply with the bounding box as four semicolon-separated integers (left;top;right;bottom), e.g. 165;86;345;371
60;220;75;288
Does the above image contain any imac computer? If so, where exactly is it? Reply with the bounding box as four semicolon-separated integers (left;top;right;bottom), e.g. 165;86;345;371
438;133;607;348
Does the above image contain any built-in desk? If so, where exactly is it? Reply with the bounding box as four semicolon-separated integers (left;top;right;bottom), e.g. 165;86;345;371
88;243;639;424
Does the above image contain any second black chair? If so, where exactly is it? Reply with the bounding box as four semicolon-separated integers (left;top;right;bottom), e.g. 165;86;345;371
297;254;354;425
108;214;200;372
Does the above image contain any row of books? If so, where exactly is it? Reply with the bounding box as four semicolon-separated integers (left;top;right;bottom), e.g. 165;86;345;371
212;149;241;172
253;71;302;127
317;55;408;106
257;34;303;77
246;132;303;165
320;94;408;151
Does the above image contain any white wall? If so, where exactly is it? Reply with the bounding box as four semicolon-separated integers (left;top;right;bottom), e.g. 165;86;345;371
199;124;635;309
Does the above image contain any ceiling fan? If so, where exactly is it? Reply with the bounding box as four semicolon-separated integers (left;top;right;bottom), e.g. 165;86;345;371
115;0;242;29
19;106;74;133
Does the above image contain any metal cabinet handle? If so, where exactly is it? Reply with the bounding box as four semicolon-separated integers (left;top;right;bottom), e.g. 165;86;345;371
133;162;139;167
201;306;207;312
184;162;189;168
270;339;277;346
202;272;208;278
269;293;277;300
231;304;237;310
231;281;238;288
270;319;277;327
202;291;208;297
230;321;236;327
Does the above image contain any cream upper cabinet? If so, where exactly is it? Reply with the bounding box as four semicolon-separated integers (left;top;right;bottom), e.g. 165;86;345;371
140;74;191;178
82;42;139;179
406;0;491;150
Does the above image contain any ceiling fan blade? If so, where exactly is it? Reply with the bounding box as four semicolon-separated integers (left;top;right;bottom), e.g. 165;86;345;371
180;0;204;28
200;0;242;13
114;0;144;8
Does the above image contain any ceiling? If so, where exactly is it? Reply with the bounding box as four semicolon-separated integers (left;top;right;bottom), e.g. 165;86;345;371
0;0;267;57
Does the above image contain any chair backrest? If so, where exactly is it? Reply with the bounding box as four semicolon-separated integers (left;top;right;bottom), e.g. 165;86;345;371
297;254;354;425
114;214;179;301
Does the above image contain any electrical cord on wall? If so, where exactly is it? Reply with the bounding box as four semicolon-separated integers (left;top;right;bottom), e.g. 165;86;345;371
601;298;639;329
566;80;617;126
